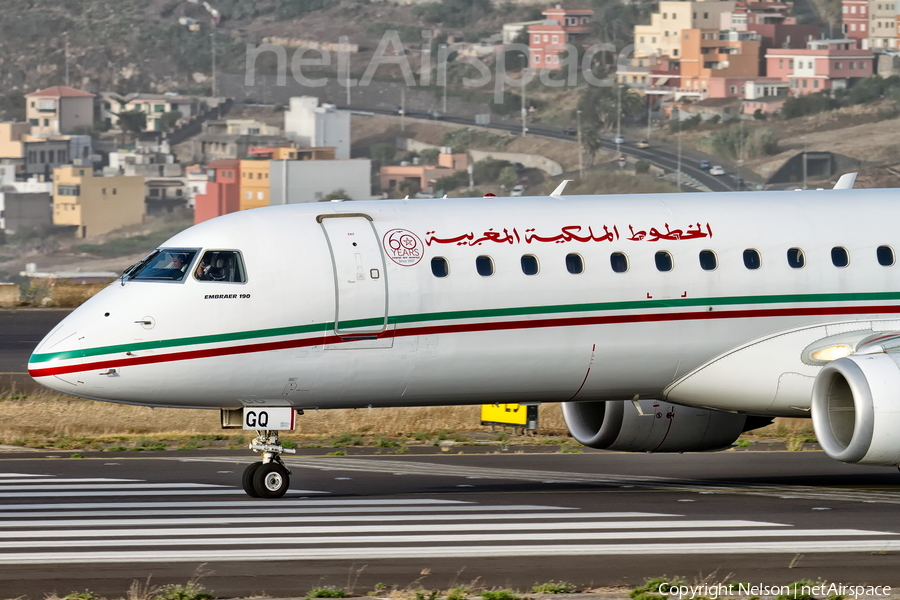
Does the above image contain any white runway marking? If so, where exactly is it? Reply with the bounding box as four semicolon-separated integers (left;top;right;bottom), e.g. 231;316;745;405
0;471;897;565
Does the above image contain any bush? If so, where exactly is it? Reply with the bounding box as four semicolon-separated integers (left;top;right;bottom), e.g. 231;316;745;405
533;581;578;594
634;160;650;174
307;587;348;598
781;91;838;119
473;157;513;185
481;591;520;600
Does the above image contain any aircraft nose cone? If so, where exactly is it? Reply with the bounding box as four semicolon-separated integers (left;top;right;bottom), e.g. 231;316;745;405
28;322;83;391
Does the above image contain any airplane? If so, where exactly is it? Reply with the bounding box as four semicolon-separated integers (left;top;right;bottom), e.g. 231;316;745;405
28;173;900;498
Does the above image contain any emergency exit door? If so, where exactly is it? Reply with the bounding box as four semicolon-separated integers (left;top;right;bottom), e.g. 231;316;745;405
318;214;388;337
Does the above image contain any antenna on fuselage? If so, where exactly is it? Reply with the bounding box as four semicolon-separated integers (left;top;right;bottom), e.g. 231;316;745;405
550;179;574;197
833;172;857;190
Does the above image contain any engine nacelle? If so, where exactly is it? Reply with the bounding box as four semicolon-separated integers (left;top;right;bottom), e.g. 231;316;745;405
811;353;900;466
561;399;763;452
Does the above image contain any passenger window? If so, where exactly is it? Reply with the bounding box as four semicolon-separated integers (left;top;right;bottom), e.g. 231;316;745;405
566;253;584;274
655;251;673;272
877;245;895;266
743;249;761;270
831;247;849;268
787;248;805;269
610;252;628;273
699;250;717;271
431;257;449;278
194;250;247;283
476;255;494;277
129;248;198;282
521;255;539;276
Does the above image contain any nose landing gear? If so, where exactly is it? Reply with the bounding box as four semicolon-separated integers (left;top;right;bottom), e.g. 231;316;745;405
242;430;296;498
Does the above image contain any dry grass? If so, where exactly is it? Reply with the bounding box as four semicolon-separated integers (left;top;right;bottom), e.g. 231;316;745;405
0;390;568;449
0;389;813;450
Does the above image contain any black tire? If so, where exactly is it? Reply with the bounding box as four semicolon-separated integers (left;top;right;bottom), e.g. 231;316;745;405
253;462;290;498
242;462;262;498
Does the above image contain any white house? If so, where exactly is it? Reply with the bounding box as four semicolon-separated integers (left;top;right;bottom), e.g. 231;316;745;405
284;97;351;159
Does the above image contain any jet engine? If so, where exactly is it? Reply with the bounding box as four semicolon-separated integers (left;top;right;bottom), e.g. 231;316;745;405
561;399;769;452
811;353;900;466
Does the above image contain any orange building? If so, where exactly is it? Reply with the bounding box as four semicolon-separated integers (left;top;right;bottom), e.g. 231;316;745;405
680;29;762;95
528;6;594;70
194;159;240;224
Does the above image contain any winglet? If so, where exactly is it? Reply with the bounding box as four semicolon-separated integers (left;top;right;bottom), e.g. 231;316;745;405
833;172;857;190
550;180;574;197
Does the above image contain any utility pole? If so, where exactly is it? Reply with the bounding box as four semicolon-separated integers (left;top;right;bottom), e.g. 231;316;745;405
677;132;682;191
441;44;448;113
616;82;622;151
577;109;584;179
64;32;69;87
211;32;217;98
401;87;406;133
346;51;351;106
801;135;807;190
521;55;527;137
646;95;651;141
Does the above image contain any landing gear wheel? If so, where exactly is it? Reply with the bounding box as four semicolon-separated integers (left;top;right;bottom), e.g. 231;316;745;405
242;462;262;498
253;462;290;498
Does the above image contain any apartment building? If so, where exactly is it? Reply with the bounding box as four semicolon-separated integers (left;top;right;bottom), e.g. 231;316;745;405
635;0;737;58
680;29;763;95
528;6;594;69
25;86;94;136
766;38;875;95
52;166;144;238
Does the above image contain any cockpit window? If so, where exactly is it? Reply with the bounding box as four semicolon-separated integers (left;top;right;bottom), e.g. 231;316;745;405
128;248;198;282
194;250;247;283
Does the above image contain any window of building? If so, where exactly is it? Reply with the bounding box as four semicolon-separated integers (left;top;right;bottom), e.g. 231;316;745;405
663;12;667;18
850;23;857;31
878;246;895;266
43;118;49;126
245;191;252;199
476;255;494;276
552;35;558;43
743;249;761;269
789;59;794;68
566;253;584;274
849;61;855;69
814;80;819;88
112;188;117;195
610;252;628;273
257;191;264;200
652;36;656;43
861;23;866;31
431;257;449;277
103;188;108;195
39;150;45;163
860;60;866;67
831;246;849;267
802;79;808;88
57;185;80;196
779;59;784;68
521;255;539;275
543;34;548;42
535;55;541;63
655;251;673;272
693;12;697;18
673;48;679;56
787;247;805;268
704;12;708;18
664;30;669;36
29;118;38;126
835;61;842;69
534;34;540;43
699;250;717;271
154;104;165;113
640;36;645;43
194;250;248;283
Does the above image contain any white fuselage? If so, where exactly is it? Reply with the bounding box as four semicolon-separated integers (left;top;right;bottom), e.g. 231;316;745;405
28;188;900;416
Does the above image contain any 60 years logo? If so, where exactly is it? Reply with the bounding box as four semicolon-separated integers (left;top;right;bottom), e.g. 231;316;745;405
383;229;424;266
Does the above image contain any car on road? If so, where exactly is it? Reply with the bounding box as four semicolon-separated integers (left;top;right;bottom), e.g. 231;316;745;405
699;160;711;170
427;109;442;119
709;165;726;176
635;139;649;148
563;126;577;136
395;106;405;115
513;162;525;172
511;184;525;196
613;134;625;144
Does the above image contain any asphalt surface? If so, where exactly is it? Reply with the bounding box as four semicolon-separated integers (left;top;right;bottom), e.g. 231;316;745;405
0;308;69;393
0;450;899;599
362;107;743;192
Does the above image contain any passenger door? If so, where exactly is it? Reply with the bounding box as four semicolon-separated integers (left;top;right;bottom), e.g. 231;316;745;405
318;214;391;347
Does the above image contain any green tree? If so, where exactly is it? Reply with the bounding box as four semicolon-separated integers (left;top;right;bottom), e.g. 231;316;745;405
160;110;183;132
577;84;642;132
498;166;519;189
117;109;147;137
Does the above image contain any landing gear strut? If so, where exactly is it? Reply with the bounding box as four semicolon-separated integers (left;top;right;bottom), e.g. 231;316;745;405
242;430;296;498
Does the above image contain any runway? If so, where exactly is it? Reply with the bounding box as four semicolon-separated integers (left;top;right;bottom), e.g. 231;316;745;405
1;451;899;599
